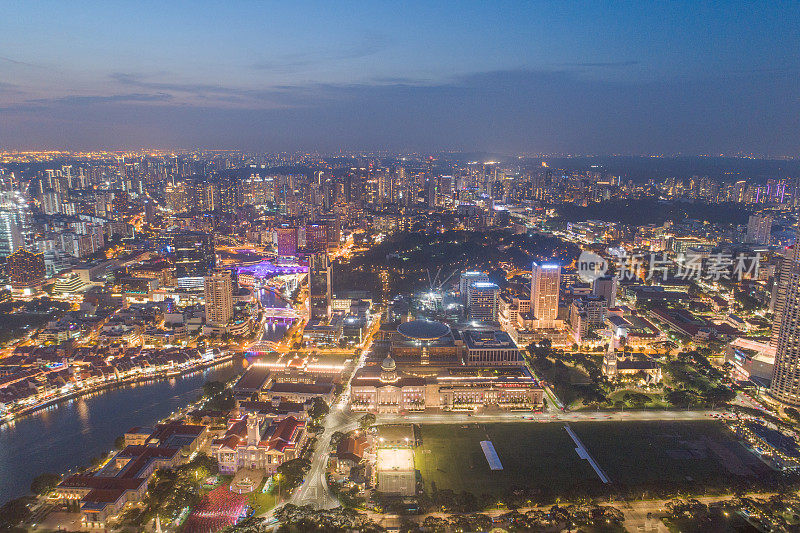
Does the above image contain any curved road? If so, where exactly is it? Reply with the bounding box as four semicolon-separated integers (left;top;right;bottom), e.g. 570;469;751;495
290;405;359;509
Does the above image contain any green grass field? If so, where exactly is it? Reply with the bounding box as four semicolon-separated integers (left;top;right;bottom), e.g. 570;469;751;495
414;421;772;500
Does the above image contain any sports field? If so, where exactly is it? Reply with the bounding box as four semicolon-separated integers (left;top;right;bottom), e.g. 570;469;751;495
413;421;772;499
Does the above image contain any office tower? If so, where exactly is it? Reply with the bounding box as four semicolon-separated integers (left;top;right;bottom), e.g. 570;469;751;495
218;179;239;212
276;226;298;257
459;271;490;305
6;248;46;287
747;214;772;244
204;269;234;326
592;275;618;308
173;231;215;280
771;245;799;346
42;191;61;215
426;177;436;207
468;282;500;321
116;157;126;184
0;211;23;257
770;239;800;404
531;262;561;328
0;192;29;257
378;171;393;204
164;183;189;213
304;224;327;253
144;200;156;224
308;252;331;320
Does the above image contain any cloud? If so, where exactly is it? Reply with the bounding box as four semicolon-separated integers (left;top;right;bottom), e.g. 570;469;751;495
1;67;798;156
251;33;389;72
30;92;174;105
560;61;640;68
0;55;41;68
109;72;334;109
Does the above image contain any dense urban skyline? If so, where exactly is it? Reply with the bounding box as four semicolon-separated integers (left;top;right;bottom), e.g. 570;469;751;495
4;4;800;531
2;1;800;154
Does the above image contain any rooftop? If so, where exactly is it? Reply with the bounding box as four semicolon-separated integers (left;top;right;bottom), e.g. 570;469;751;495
397;319;451;341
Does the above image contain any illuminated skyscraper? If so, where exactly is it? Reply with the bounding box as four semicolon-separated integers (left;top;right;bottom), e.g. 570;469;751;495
531;262;561;328
304;224;328;253
468;282;500;321
276;226;298;257
592;275;618;308
204;269;233;326
770;245;798;346
459;271;489;306
746;214;772;245
173;231;215;280
308;252;331;320
7;248;46;288
770;239;800;404
0;192;29;257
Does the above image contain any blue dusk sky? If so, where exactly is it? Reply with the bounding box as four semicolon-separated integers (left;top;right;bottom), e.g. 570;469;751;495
1;1;799;154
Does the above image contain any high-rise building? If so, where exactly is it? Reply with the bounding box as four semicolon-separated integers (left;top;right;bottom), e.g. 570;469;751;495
592;275;618;308
771;244;800;347
0;210;23;257
165;183;189;213
173;231;215;280
747;214;773;244
459;271;490;305
308;252;331;320
6;248;46;288
204;269;233;326
770;238;800;404
304;224;328;253
276;226;298;257
531;262;561;328
0;192;29;258
467;282;500;321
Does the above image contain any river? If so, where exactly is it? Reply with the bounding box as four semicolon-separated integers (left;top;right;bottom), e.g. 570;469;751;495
0;284;295;504
0;360;244;504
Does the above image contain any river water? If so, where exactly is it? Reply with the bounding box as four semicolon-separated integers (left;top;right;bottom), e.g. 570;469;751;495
0;358;245;504
0;285;294;504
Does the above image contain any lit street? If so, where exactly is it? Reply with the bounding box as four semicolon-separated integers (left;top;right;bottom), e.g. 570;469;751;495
376;409;723;425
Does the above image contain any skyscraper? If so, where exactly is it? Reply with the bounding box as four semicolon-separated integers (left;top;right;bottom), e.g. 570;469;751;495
592;275;618;308
459;271;490;306
308;252;331;320
204;269;233;326
0;211;23;257
770;245;798;346
770;239;800;404
747;214;772;245
276;226;298;257
531;262;561;328
6;248;46;288
468;282;500;321
304;224;328;253
173;231;215;280
0;191;29;257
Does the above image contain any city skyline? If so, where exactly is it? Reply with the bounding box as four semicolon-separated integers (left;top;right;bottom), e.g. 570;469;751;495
3;4;800;531
2;1;800;155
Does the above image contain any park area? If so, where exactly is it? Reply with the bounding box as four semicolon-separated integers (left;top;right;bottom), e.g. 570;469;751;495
414;421;778;503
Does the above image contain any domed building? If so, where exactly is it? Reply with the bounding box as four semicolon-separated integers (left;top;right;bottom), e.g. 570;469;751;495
380;355;398;383
350;319;543;413
390;319;460;365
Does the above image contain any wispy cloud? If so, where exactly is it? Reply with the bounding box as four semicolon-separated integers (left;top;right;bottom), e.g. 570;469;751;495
109;72;322;108
0;55;44;68
29;93;173;106
559;60;640;68
110;73;244;98
251;33;389;73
